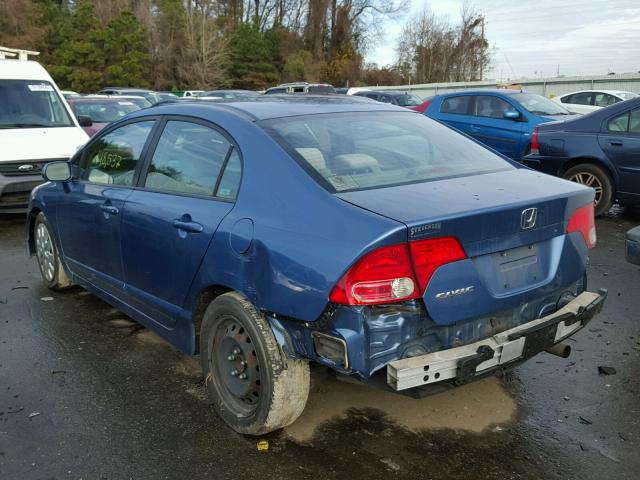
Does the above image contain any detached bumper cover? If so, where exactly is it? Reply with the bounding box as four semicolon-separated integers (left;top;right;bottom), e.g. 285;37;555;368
387;289;607;391
626;226;640;265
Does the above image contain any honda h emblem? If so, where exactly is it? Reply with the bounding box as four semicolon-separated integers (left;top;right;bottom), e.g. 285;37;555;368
521;208;538;230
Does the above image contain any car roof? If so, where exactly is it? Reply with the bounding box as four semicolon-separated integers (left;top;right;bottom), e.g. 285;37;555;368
136;94;408;121
560;89;636;97
100;87;154;93
67;96;134;103
0;60;53;81
439;89;523;97
359;90;413;96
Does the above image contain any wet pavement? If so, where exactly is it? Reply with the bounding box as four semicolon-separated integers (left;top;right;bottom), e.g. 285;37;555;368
1;210;639;480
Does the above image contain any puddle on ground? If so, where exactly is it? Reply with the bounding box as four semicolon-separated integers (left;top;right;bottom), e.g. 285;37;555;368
285;376;515;442
134;329;169;346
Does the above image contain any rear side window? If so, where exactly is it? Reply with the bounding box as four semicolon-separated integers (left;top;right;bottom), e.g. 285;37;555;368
594;93;617;107
263;111;513;192
81;121;154;185
608;112;629;132
441;96;471;115
474;96;514;118
144;120;232;197
568;92;593;105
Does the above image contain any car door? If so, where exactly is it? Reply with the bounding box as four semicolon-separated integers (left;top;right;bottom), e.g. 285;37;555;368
468;95;526;159
599;107;640;196
436;95;475;136
119;117;242;327
57;119;157;295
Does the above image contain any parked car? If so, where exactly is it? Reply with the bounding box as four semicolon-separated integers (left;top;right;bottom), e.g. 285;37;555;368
61;90;80;99
27;96;605;435
97;87;161;105
353;90;424;110
334;87;349;94
553;90;638;115
523;97;640;215
0;59;88;213
265;82;336;94
181;90;204;97
155;92;180;102
626;226;640;264
90;94;152;110
197;89;260;100
67;96;142;136
424;89;576;160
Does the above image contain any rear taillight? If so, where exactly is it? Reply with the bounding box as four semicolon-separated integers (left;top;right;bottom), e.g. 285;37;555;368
412;99;432;114
409;237;467;292
567;203;597;249
329;237;467;306
530;127;540;155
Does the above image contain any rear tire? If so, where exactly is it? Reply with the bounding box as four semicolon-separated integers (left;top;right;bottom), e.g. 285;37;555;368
200;292;310;435
34;213;72;291
562;163;614;216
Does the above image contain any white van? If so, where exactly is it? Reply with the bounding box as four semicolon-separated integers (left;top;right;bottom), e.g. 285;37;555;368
0;60;88;213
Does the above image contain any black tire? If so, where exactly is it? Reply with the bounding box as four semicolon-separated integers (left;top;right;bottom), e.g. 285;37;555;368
200;292;310;435
34;212;73;290
562;163;614;216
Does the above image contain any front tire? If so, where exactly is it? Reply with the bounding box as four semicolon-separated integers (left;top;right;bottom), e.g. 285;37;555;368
200;292;310;435
563;163;614;216
34;213;72;290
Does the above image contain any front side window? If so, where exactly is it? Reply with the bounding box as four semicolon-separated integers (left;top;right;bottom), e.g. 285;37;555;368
513;93;571;116
144;120;232;196
0;80;73;129
594;93;617;107
630;109;640;133
80;121;155;185
264;111;513;192
474;96;515;118
395;94;422;107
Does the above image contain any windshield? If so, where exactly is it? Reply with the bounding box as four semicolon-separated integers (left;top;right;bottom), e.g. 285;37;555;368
618;92;638;101
0;79;74;129
263;112;513;192
123;97;152;109
73;100;141;123
396;94;422;107
513;93;571;116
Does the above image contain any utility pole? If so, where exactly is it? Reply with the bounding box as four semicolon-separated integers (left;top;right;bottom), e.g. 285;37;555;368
479;17;485;81
557;64;560;77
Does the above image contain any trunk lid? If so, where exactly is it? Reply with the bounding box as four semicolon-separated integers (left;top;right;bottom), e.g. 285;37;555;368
336;168;594;325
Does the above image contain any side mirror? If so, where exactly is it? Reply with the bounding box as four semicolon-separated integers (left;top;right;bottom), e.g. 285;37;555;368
503;110;520;120
626;226;640;265
77;115;93;127
43;161;72;182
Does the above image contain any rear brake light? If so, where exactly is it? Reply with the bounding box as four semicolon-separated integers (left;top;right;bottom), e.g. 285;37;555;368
530;127;540;155
409;237;467;292
412;99;432;114
330;237;467;306
567;203;597;249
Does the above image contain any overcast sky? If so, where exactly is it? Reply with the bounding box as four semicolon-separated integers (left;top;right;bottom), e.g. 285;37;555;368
367;0;640;80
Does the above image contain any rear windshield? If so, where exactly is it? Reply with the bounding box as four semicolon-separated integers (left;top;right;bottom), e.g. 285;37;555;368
512;93;571;116
618;92;638;101
73;100;141;123
307;85;336;94
0;79;74;129
263;111;513;192
396;93;422;106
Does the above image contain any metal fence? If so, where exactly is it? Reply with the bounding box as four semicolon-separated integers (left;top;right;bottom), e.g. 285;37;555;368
366;73;640;99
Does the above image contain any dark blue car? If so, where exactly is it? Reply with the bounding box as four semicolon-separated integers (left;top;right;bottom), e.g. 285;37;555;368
424;89;575;160
524;97;640;216
27;96;606;434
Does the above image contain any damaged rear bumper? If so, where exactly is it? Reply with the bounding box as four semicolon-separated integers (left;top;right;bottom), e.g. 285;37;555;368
387;289;607;391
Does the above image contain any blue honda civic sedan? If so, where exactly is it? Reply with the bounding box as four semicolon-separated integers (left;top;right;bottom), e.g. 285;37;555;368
27;96;606;434
424;89;576;160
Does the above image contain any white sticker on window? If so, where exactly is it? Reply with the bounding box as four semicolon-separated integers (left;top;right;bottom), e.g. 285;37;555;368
118;101;134;105
28;84;54;92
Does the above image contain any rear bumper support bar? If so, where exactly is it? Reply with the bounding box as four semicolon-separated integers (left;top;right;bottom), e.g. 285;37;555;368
387;289;607;391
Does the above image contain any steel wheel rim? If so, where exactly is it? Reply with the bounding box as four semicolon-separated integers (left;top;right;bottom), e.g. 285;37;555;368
35;223;55;282
569;172;603;205
210;316;262;416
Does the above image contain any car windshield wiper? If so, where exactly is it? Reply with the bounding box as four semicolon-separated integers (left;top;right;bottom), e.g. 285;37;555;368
0;123;52;129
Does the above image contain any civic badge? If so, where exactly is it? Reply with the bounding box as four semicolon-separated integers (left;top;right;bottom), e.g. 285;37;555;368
18;164;35;172
521;207;538;230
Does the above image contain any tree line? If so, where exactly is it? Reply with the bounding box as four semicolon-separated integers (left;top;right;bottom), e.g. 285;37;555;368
0;0;490;92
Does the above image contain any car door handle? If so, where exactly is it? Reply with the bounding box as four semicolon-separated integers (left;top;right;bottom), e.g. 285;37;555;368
172;219;203;233
100;204;119;215
609;140;624;146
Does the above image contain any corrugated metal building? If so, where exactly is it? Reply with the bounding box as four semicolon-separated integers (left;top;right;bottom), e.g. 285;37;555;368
367;73;640;99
